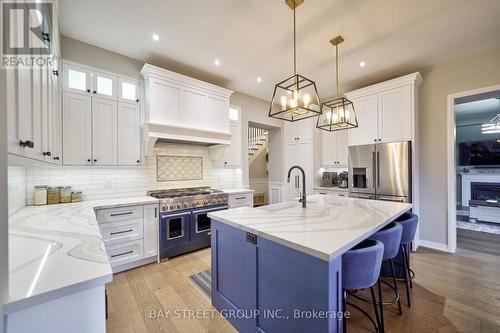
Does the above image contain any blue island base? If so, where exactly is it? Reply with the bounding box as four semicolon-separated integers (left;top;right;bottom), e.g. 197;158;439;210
211;220;343;333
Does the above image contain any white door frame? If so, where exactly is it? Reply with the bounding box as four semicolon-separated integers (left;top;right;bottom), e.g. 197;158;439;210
446;83;500;253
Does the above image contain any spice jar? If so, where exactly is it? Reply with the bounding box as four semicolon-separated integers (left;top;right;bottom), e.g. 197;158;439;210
71;191;82;203
47;187;60;204
33;186;48;205
59;186;72;203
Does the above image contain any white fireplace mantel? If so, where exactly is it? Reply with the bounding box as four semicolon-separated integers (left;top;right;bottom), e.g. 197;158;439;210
461;173;500;207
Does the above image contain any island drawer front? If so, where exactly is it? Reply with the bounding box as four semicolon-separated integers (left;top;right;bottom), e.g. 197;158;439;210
96;205;144;223
100;218;144;246
106;239;144;267
228;193;253;207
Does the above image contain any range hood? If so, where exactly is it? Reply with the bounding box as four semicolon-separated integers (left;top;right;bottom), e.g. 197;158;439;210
141;63;234;156
143;122;232;155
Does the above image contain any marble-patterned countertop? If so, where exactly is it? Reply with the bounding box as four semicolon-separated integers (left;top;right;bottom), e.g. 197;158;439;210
6;196;159;314
218;188;254;195
208;195;412;261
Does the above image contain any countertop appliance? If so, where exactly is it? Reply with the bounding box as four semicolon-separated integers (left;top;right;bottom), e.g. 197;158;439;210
321;172;338;187
338;172;348;188
148;187;229;259
348;141;411;203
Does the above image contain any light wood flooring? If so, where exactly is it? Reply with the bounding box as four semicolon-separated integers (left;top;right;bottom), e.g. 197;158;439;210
106;237;500;333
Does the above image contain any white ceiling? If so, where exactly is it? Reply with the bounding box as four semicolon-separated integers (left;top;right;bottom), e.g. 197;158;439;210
59;0;500;101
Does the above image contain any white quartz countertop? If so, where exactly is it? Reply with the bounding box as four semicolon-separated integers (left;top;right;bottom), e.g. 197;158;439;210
6;196;159;314
218;188;254;195
208;195;412;261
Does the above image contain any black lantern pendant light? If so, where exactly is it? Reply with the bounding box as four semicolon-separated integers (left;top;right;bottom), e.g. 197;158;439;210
268;0;321;122
316;36;358;131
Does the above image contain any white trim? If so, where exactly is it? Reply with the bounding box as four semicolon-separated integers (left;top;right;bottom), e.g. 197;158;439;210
418;240;451;253
446;83;500;254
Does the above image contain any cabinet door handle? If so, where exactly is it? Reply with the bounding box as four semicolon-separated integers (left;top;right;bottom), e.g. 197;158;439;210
42;151;51;156
19;140;34;148
235;196;247;200
86;89;90;93
93;90;96;94
136;160;140;163
110;229;133;236
154;207;157;218
87;159;91;162
111;250;133;258
136;99;139;103
94;159;97;162
53;156;60;160
110;211;133;217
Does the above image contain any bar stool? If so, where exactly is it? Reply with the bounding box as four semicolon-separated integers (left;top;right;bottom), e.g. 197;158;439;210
342;239;384;333
395;212;418;307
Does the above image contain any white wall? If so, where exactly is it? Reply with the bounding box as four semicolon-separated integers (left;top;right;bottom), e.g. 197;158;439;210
8;167;27;216
1;61;9;333
26;142;242;203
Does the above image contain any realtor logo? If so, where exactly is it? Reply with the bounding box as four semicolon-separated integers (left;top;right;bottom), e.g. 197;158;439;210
2;1;53;67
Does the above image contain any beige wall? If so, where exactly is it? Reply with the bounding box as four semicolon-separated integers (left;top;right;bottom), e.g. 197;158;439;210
249;145;268;179
417;46;500;245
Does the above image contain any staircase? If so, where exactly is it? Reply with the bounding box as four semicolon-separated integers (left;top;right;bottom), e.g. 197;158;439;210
248;127;268;164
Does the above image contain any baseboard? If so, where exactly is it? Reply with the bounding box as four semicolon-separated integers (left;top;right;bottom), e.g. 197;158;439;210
418;240;451;252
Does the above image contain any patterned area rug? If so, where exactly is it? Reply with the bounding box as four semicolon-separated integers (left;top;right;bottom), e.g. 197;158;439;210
189;268;211;297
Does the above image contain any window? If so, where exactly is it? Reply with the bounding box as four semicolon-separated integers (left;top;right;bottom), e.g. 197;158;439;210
229;107;239;121
96;76;113;96
121;81;136;101
68;69;86;91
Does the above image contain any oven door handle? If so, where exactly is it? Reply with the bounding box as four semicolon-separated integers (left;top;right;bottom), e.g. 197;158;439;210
192;205;229;214
160;211;192;219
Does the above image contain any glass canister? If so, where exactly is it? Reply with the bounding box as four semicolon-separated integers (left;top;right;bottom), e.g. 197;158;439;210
33;186;48;205
47;187;60;204
59;186;72;203
71;191;82;203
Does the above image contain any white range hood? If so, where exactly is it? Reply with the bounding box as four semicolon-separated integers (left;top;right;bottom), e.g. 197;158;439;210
141;64;233;155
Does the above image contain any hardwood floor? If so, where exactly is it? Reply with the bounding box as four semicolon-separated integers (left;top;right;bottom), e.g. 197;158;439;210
457;228;500;257
106;242;500;333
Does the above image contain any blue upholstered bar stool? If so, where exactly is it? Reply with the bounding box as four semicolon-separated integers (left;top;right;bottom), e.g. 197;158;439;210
369;222;404;332
342;239;384;333
395;212;418;307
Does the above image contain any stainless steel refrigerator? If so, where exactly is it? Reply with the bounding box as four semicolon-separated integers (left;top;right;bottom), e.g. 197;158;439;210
348;141;411;203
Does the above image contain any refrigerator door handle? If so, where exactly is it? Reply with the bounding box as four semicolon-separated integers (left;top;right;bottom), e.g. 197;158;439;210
377;151;380;188
372;151;377;189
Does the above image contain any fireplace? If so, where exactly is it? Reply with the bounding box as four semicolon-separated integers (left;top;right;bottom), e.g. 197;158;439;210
471;182;500;201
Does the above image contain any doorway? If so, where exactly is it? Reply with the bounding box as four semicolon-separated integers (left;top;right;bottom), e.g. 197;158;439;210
447;84;500;253
247;125;269;206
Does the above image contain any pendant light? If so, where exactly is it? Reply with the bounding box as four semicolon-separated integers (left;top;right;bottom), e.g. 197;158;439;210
481;98;500;134
316;36;358;131
268;0;321;122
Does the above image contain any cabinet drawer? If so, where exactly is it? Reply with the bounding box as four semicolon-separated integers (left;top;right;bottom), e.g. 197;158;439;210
96;205;143;223
100;219;143;246
228;193;253;207
106;239;144;267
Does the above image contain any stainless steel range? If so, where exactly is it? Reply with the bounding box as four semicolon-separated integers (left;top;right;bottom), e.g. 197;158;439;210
148;187;228;212
148;187;229;259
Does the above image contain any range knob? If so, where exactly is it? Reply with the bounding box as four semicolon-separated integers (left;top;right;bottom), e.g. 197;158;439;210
169;205;174;210
183;203;188;208
204;200;209;205
176;203;181;209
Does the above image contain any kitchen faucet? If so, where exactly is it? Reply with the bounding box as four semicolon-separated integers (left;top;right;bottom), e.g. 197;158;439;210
287;165;307;208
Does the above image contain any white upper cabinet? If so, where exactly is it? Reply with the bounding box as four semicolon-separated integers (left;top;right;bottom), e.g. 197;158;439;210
346;73;422;146
63;63;91;95
320;129;348;167
92;70;117;100
92;98;118;166
62;92;92;165
118;78;141;104
141;64;233;153
348;94;378;146
378;85;412;143
117;102;141;166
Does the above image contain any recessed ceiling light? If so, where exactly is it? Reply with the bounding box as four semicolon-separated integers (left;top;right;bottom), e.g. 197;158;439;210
152;34;160;41
257;77;262;83
214;59;221;66
359;61;366;67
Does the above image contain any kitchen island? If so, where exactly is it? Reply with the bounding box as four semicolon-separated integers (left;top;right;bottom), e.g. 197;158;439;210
208;194;412;333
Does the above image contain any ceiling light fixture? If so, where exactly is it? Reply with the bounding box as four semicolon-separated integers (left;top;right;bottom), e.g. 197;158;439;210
152;34;160;41
214;59;221;66
481;98;500;134
316;35;358;132
257;77;262;83
268;0;321;122
359;61;366;67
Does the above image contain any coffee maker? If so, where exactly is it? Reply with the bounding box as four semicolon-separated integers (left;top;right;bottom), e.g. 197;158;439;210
321;172;338;187
338;172;348;188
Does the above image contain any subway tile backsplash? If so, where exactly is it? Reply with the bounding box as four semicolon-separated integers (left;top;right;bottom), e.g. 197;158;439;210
25;142;242;205
8;166;27;216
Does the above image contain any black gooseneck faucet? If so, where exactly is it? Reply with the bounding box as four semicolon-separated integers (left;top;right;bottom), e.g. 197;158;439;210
287;165;307;208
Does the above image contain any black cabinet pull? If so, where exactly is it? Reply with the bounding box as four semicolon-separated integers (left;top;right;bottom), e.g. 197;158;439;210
19;140;34;148
42;151;51;156
86;89;90;93
154;207;157;218
52;70;59;76
246;232;257;245
110;229;133;236
136;99;139;103
53;156;60;160
110;211;133;217
93;90;96;94
136;160;140;163
87;159;91;162
42;32;50;42
111;250;133;258
94;159;97;162
235;196;247;200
